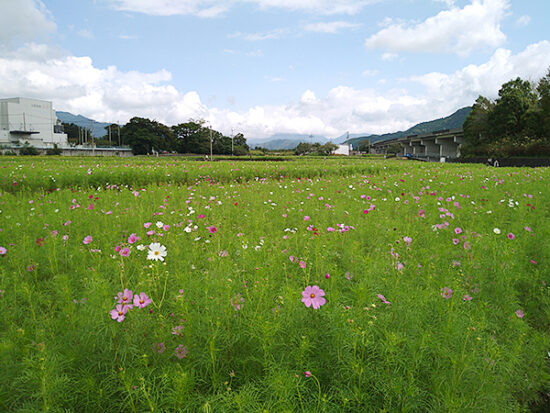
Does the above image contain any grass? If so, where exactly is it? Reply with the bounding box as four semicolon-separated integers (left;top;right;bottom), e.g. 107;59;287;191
0;156;548;412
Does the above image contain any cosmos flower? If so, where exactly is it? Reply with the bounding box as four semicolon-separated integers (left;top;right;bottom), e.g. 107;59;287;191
377;294;391;305
83;235;93;245
110;304;128;322
147;243;167;261
175;345;188;359
301;285;326;309
133;292;152;309
441;287;453;299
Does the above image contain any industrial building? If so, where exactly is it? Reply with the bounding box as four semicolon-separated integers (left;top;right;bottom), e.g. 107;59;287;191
0;97;68;148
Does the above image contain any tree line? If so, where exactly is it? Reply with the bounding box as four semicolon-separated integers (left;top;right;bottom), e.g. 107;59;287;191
463;67;550;157
63;117;249;156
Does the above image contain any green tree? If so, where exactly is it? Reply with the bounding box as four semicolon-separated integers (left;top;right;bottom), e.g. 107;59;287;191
358;140;371;153
121;117;174;155
536;67;550;140
463;96;495;145
295;142;312;155
489;77;537;141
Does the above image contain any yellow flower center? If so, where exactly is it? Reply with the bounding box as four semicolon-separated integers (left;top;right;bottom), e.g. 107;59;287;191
310;293;315;298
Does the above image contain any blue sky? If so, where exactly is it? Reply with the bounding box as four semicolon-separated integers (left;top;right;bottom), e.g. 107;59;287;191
1;0;550;140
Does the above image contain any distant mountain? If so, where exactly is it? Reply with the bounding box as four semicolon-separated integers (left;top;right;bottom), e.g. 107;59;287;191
346;106;472;149
248;133;331;150
248;107;472;151
56;112;113;138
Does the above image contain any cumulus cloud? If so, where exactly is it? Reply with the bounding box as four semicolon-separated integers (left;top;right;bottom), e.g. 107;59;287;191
0;0;56;46
365;0;510;56
105;0;379;17
304;21;361;33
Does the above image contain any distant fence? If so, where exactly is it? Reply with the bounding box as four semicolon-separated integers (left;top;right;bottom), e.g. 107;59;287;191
448;157;550;167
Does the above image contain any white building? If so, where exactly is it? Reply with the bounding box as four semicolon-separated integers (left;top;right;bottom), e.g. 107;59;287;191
0;97;68;147
332;143;352;156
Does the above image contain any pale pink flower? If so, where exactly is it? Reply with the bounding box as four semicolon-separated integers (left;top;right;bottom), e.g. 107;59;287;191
110;304;128;322
454;227;462;235
133;292;152;308
403;236;412;246
462;295;472;301
153;342;165;353
119;247;130;257
452;238;460;245
441;287;452;299
301;285;326;309
144;222;152;229
83;235;93;245
299;260;306;269
377;294;391;305
175;344;188;359
515;309;524;318
304;216;310;221
116;289;134;307
0;247;6;256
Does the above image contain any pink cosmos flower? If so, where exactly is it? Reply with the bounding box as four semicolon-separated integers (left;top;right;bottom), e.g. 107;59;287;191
462;294;473;301
507;233;515;240
441;287;452;299
0;247;6;256
524;226;532;232
515;309;524;318
377;294;391;305
301;285;326;309
128;233;139;244
110;304;128;322
153;342;165;353
396;262;404;271
327;227;335;232
83;235;93;245
198;214;205;219
133;292;152;308
231;294;245;311
299;260;306;269
403;236;412;246
175;344;188;359
454;227;462;235
289;255;295;263
144;222;152;229
207;225;217;234
304;216;310;221
163;224;170;231
116;289;134;307
304;371;311;378
452;238;460;245
120;247;131;257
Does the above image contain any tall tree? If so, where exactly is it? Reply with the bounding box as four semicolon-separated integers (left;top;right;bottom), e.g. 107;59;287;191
463;95;494;146
489;77;537;140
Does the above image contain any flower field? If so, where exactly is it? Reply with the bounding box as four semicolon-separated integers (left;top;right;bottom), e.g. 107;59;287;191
0;156;548;412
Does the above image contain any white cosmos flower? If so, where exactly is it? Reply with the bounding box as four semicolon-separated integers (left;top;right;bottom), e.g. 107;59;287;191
493;228;501;235
155;221;164;228
147;243;167;261
136;244;146;251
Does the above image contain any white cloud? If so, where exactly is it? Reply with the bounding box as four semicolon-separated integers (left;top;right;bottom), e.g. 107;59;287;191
77;29;94;39
382;53;398;61
365;0;510;56
304;21;360;33
0;0;56;46
362;69;379;76
105;0;379;17
515;15;530;27
228;29;289;41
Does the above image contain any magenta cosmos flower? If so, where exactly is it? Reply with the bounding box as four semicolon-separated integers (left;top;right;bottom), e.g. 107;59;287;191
507;233;515;240
302;285;326;309
207;225;217;234
133;292;152;308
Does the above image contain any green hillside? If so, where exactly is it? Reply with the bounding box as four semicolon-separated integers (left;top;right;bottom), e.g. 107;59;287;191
348;106;472;149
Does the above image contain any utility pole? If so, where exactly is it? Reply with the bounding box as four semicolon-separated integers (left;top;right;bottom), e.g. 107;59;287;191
231;128;234;156
118;123;121;146
209;126;213;161
108;125;112;145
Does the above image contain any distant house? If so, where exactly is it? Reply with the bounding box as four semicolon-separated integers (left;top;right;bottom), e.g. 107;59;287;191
332;144;352;156
0;97;68;147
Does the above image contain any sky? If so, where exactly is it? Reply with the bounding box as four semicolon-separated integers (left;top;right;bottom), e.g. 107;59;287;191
1;0;550;140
